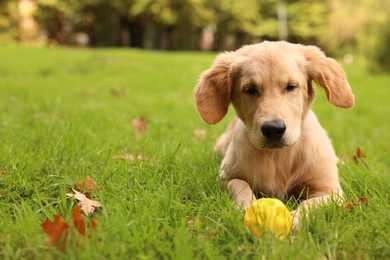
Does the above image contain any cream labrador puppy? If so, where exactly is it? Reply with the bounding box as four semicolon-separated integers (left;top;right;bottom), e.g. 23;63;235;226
194;41;354;228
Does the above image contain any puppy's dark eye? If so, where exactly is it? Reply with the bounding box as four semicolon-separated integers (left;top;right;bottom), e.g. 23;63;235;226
244;86;258;96
286;83;297;92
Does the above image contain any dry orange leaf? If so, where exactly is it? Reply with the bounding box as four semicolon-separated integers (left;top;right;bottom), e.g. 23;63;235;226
358;197;368;203
112;153;155;162
132;116;147;135
188;217;204;227
91;217;98;230
42;206;98;250
41;214;69;250
110;87;129;97
112;153;141;161
353;147;366;165
346;196;368;210
74;176;96;193
72;206;86;236
345;201;356;210
66;189;102;215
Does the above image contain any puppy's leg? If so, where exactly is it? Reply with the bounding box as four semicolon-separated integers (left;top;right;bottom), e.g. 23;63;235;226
291;192;342;229
226;179;256;210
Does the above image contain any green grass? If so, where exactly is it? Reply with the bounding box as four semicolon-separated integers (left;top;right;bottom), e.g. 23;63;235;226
0;45;389;259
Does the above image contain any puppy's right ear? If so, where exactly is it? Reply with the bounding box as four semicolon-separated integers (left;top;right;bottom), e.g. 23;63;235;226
194;53;235;124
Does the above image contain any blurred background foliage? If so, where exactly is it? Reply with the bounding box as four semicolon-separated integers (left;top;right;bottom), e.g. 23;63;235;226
0;0;389;71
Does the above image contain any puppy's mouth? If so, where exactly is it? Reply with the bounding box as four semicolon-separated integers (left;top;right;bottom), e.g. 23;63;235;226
262;140;288;149
249;134;289;150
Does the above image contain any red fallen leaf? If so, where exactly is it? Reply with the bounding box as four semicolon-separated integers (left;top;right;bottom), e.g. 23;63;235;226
346;196;368;210
358;197;368;203
75;176;96;193
132;117;147;135
42;206;99;250
66;189;102;215
91;218;98;230
345;201;356;210
72;206;85;236
353;147;366;165
41;214;69;250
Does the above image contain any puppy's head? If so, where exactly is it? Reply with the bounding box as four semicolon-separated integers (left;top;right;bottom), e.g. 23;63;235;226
194;41;354;149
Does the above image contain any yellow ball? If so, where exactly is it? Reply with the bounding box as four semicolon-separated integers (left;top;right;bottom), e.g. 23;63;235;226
244;198;292;240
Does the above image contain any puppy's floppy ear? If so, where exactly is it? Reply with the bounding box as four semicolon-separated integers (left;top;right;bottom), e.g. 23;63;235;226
194;53;235;124
304;46;355;108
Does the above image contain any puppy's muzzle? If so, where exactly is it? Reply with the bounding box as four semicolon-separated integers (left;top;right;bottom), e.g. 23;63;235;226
261;120;286;141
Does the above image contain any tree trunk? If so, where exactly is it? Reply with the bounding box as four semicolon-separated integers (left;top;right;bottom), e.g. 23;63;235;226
128;17;145;48
18;0;38;42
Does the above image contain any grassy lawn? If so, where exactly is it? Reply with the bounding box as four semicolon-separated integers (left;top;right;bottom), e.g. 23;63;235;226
0;45;389;259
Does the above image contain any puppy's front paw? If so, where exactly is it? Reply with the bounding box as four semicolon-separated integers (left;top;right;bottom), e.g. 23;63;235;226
290;209;303;230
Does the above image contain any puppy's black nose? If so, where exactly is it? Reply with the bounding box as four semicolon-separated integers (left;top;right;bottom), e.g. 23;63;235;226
261;120;286;140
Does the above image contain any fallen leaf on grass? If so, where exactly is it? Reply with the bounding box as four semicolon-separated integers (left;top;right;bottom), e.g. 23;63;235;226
41;214;69;250
188;217;208;231
72;206;86;235
353;147;366;165
132;117;147;135
112;153;155;162
346;196;368;210
91;217;98;230
74;176;96;193
112;153;142;161
110;87;129;97
66;189;102;215
42;206;98;251
358;197;368;203
188;217;203;226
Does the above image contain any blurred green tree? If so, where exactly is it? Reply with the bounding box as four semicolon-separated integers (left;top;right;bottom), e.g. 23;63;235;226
0;0;389;71
0;0;19;42
126;0;213;49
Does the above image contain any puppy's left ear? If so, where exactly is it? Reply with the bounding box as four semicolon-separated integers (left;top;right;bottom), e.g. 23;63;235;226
304;46;355;108
194;53;235;124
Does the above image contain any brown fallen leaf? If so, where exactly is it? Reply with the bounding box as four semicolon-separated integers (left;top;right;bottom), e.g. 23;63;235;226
72;206;86;236
112;153;155;162
74;176;96;193
66;189;102;215
41;214;69;250
188;217;203;226
353;147;366;165
358;197;368;203
132;117;147;135
346;196;368;210
112;153;140;161
110;87;121;97
42;206;98;250
345;201;356;210
91;217;98;230
110;87;129;97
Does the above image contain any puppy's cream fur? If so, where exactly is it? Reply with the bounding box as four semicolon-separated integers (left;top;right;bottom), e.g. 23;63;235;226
194;41;354;228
